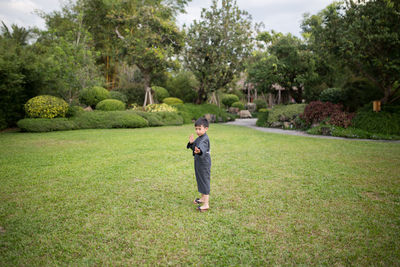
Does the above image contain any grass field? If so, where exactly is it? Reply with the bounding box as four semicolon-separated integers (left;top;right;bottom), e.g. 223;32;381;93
1;124;399;266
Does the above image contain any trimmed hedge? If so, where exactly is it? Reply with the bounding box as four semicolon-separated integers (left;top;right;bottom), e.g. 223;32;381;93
18;118;77;132
73;111;148;129
221;94;239;107
79;86;110;108
24;95;69;119
152;86;170;102
110;91;128;104
231;102;245;110
163;97;183;105
96;99;126;111
134;111;183;126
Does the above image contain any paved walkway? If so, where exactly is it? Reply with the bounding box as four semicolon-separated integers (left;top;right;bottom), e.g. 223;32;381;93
225;119;400;143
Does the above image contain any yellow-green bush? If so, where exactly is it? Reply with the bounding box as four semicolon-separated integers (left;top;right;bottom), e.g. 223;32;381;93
163;97;183;105
144;103;177;113
24;95;69;119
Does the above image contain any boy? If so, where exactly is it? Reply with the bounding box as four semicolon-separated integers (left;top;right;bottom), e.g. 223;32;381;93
187;117;211;212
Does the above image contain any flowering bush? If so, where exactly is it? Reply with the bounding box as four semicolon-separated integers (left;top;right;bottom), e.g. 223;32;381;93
144;103;177;113
24;95;69;119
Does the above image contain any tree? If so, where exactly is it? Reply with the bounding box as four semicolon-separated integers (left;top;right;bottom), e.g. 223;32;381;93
110;0;185;106
303;0;400;104
184;0;254;104
247;32;317;103
36;0;104;103
0;22;31;46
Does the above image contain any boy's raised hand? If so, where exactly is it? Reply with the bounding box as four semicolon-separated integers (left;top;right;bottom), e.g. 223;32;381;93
189;134;194;144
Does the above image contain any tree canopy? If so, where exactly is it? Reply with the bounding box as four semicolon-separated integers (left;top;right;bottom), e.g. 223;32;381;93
184;0;254;103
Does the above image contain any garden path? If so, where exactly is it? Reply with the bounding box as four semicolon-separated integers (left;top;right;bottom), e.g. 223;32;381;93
225;118;400;143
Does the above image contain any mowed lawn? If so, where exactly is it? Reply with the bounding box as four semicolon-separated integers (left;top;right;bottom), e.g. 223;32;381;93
0;124;399;266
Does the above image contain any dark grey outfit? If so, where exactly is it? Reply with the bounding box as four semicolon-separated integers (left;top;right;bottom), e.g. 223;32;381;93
187;133;211;195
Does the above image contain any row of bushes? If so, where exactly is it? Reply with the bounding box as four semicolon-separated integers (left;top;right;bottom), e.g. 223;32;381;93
17;110;183;132
16;103;232;132
256;101;400;139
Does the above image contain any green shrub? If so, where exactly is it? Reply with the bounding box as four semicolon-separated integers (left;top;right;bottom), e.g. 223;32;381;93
156;112;184;126
174;103;233;124
319;88;345;104
144;103;177;113
96;99;126;111
307;124;400;140
73;111;148;129
258;108;268;113
17;118;77;132
66;105;85;117
165;71;198;103
152;86;170;102
268;104;306;123
24;95;69;119
163;97;183;105
352;111;400;135
79;86;110;108
0;114;7;130
231;101;245;110
256;110;269;127
254;99;267;111
110;91;128;104
134;111;165;126
221;94;239;107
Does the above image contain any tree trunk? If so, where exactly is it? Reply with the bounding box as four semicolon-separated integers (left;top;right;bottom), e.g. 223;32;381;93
142;71;154;107
196;85;207;104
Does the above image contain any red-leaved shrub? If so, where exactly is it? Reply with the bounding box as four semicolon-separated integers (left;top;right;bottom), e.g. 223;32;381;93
329;112;355;128
300;101;343;125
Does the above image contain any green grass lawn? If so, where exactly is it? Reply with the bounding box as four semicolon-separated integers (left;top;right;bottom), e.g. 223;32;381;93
1;124;399;266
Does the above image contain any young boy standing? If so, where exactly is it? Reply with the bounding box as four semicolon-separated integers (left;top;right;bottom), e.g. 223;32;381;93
187;117;211;212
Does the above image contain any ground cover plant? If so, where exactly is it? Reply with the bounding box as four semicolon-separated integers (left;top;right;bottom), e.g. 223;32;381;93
0;125;399;266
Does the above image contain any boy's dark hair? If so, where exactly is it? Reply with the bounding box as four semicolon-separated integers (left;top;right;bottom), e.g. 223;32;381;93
195;117;209;128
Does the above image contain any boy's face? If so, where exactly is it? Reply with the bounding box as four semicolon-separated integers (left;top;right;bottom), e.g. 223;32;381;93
195;125;208;136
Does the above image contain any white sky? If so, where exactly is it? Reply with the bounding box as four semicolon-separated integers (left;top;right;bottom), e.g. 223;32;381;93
0;0;335;37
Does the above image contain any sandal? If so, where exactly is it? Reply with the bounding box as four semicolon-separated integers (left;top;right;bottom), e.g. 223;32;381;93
193;198;203;204
197;206;209;212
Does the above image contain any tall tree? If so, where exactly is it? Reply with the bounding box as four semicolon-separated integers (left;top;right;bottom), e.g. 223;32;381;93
184;0;254;104
110;0;185;106
247;32;317;103
303;0;400;104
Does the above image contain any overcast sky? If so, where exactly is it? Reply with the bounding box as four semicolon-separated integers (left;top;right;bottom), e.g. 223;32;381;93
0;0;334;37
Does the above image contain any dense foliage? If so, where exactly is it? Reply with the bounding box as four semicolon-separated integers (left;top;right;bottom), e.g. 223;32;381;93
79;86;110;108
96;99;126;111
221;94;239;107
24;95;69;118
184;0;254;103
